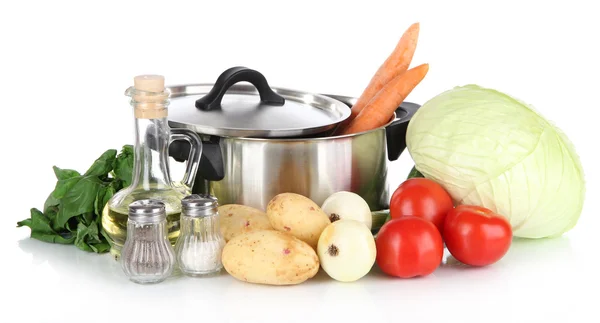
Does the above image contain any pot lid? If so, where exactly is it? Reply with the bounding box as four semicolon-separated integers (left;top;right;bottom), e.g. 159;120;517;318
166;67;350;138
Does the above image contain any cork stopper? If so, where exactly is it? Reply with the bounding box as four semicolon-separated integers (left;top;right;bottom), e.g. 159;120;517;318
132;75;168;119
134;75;165;92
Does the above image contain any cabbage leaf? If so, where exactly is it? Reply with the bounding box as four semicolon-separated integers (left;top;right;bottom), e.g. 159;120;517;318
406;85;585;238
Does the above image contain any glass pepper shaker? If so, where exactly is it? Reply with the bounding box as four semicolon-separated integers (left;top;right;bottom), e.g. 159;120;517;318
121;199;176;284
175;194;226;276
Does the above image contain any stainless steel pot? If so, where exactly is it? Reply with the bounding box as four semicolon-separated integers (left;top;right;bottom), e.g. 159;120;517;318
165;68;419;211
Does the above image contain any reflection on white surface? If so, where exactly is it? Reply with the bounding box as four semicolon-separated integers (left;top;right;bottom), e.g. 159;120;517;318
442;236;575;270
10;232;594;323
18;237;123;283
15;235;576;287
16;235;576;279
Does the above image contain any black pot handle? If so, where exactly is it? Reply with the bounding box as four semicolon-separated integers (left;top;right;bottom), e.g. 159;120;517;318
195;66;285;111
385;102;420;162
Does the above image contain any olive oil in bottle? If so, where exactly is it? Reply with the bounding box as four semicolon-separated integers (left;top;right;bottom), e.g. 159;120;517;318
101;75;201;259
102;187;184;252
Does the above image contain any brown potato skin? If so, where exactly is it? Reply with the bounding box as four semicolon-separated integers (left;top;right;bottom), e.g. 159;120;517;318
221;230;320;285
266;193;331;249
218;204;273;242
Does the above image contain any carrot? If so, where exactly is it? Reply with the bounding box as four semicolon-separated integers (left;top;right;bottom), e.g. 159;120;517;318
339;63;429;135
335;22;420;134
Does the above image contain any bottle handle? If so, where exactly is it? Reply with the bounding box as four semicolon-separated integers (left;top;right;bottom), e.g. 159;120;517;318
169;128;202;189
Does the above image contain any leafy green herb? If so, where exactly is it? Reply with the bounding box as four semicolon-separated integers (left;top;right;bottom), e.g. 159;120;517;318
56;176;107;229
17;209;75;244
53;166;81;180
370;209;390;236
84;149;118;177
407;165;425;179
113;145;134;187
17;145;134;253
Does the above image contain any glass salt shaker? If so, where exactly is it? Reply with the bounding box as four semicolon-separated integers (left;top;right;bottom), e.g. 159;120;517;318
175;194;226;276
121;199;176;284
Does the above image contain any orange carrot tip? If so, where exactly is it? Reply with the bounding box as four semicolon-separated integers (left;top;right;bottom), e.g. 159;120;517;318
334;22;422;135
340;63;429;135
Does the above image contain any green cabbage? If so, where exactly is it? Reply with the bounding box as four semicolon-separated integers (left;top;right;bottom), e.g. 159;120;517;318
406;85;585;238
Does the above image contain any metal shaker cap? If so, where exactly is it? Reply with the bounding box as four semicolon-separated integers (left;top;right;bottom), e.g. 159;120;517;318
181;194;219;217
128;199;167;223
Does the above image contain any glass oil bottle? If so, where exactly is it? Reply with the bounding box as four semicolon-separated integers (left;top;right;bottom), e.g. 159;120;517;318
101;75;202;260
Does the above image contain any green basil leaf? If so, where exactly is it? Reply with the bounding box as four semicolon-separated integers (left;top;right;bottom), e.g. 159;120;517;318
100;226;111;242
110;179;124;194
74;240;93;252
74;222;93;252
43;193;61;212
93;186;108;219
80;212;95;227
17;209;76;244
51;176;81;200
16;218;32;229
104;184;116;205
50;166;85;200
53;166;81;181
20;146;129;254
17;208;53;233
56;176;104;229
84;149;117;177
113;145;134;187
75;221;104;252
46;206;63;232
32;231;75;244
85;222;102;244
96;184;116;217
90;241;110;253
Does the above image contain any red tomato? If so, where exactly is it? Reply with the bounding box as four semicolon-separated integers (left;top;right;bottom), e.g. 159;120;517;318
376;216;444;278
389;178;454;233
443;205;512;267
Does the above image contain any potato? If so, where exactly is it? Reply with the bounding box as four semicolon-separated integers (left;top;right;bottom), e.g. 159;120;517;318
222;230;319;285
266;193;331;249
218;204;273;241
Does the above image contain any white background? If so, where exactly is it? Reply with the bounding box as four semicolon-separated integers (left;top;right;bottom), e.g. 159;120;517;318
1;0;598;322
